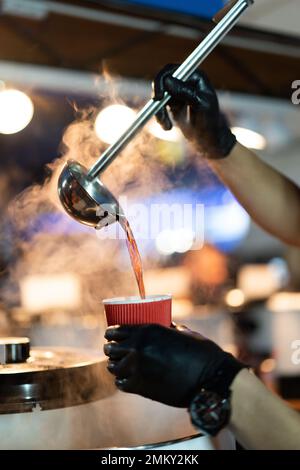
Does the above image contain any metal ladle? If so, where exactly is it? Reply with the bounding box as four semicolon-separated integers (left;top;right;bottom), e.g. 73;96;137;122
58;0;254;229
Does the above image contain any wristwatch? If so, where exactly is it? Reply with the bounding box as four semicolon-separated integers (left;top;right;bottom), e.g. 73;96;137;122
189;388;231;437
188;353;245;436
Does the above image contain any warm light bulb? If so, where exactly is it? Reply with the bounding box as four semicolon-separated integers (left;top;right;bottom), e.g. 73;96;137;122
0;89;34;134
94;104;136;144
155;229;175;255
225;289;245;308
260;358;276;374
231;127;267;150
148;120;182;142
172;228;194;253
155;228;194;255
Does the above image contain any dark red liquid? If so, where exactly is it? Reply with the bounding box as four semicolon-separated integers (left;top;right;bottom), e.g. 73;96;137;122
120;218;146;299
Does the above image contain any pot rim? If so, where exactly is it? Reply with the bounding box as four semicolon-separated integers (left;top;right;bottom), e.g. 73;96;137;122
104;433;203;450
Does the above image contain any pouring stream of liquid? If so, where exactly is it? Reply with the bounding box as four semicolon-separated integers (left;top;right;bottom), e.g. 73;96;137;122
119;218;146;299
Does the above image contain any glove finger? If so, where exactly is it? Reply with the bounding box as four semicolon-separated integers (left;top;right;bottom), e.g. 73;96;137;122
103;341;131;360
164;76;197;104
156;107;173;131
115;376;140;394
107;352;137;379
188;71;219;112
188;69;211;88
105;325;141;342
165;76;211;112
153;63;179;101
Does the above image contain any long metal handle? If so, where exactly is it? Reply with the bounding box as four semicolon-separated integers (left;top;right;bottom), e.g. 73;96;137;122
88;0;254;179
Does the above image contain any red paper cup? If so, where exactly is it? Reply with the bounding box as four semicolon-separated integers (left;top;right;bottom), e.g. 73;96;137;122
103;295;172;327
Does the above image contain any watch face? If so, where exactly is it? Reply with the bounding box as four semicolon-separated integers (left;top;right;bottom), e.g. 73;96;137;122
189;389;231;436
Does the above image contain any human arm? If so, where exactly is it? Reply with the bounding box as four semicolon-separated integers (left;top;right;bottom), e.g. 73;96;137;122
230;368;300;450
210;143;300;247
153;65;300;247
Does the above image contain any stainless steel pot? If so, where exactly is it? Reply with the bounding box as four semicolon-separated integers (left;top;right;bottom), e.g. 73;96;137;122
0;338;235;450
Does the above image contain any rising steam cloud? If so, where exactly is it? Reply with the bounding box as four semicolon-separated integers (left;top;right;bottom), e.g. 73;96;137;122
0;77;170;317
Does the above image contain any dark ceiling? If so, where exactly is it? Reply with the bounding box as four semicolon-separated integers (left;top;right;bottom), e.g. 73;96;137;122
0;0;299;99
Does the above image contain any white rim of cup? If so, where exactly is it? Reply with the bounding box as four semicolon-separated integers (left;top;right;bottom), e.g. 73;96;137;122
103;294;172;305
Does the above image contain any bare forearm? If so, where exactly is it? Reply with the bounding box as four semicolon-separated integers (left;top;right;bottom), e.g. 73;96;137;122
209;143;300;246
229;369;300;450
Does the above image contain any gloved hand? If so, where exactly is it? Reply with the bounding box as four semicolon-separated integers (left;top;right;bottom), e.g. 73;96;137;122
153;64;237;159
104;324;245;408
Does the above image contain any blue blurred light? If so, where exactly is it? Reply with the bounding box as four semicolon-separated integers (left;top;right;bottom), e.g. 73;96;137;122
127;186;250;254
205;199;250;252
118;0;225;19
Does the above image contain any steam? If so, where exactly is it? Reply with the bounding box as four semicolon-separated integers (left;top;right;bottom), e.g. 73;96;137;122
0;66;217;330
0;77;170;319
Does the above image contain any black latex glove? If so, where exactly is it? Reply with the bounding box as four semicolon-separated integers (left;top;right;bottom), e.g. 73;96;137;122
104;324;245;408
153;64;237;159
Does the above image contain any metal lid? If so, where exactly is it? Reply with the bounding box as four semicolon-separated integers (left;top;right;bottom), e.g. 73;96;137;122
0;337;30;365
0;343;115;414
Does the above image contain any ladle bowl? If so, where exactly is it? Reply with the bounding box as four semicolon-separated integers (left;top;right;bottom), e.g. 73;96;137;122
58;160;122;229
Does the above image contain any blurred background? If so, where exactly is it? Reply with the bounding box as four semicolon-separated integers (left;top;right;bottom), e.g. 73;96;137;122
0;0;300;408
